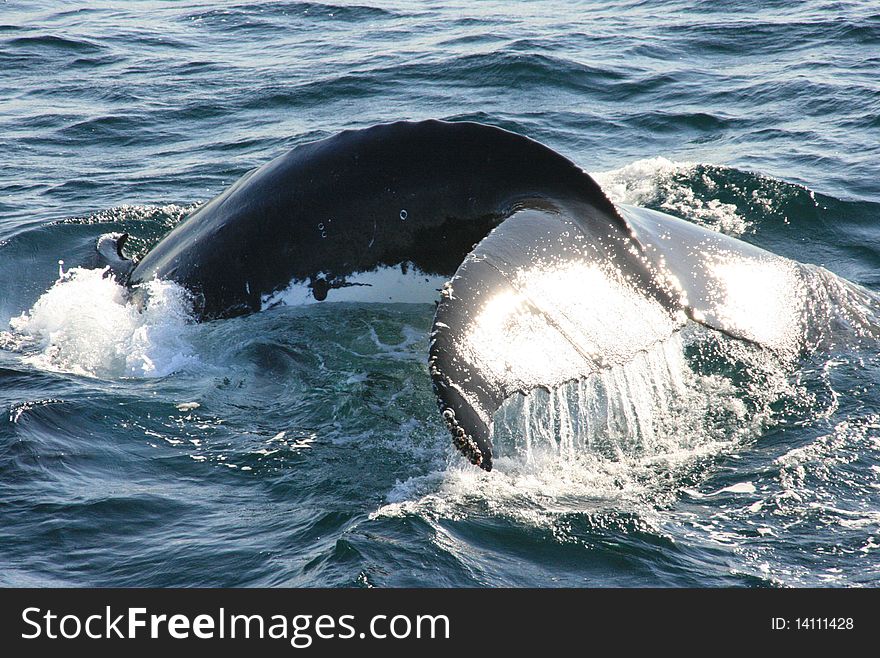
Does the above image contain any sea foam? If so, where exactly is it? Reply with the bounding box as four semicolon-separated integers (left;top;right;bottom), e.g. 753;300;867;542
5;265;197;378
592;157;752;237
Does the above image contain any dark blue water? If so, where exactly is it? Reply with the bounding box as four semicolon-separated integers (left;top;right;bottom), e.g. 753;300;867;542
2;0;879;587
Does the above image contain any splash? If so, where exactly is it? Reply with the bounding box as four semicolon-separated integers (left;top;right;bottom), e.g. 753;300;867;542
379;328;799;526
490;333;757;462
592;157;752;236
4;266;197;378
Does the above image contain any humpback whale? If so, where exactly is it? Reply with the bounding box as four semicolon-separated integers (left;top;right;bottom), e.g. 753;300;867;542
102;120;860;471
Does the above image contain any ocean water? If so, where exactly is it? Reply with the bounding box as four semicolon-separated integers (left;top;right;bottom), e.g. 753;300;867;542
1;0;879;587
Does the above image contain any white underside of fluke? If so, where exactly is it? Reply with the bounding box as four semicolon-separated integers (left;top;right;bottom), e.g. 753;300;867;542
260;264;449;308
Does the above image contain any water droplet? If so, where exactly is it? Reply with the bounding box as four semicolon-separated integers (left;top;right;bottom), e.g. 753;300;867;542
399;209;408;221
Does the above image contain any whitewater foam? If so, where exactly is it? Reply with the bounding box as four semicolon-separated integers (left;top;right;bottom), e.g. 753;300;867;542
377;328;789;524
4;266;197;378
55;203;199;227
592;157;751;236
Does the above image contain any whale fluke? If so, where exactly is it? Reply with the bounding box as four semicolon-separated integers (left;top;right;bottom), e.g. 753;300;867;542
429;198;824;470
127;120;625;320
116;119;833;470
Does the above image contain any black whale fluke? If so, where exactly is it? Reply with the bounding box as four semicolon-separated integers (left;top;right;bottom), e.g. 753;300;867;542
119;120;797;471
128;120;623;319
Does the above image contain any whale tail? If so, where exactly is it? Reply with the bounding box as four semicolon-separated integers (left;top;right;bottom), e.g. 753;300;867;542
96;232;136;283
429;197;819;470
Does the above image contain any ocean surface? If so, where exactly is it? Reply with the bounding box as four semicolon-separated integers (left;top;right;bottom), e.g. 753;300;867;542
1;0;879;587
